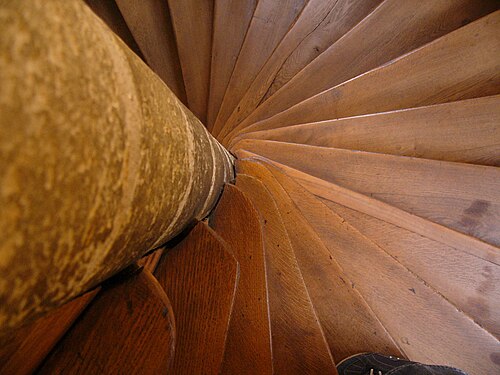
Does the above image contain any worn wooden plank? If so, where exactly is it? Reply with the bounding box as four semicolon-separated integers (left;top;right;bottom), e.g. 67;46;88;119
236;140;500;246
167;0;213;122
207;0;258;130
220;0;382;137
39;268;175;374
237;159;403;362
233;151;500;267
115;0;187;102
236;174;337;374
212;0;307;138
321;198;500;339
262;0;383;101
235;0;499;135
238;10;500;137
209;184;273;375
235;95;500;166
154;222;239;375
252;160;499;375
0;288;99;375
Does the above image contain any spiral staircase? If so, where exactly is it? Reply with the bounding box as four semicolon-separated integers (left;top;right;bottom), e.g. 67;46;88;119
1;0;499;374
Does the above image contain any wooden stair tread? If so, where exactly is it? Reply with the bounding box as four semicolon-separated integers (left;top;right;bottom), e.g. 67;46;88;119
167;0;213;123
235;174;337;374
235;140;500;246
234;95;500;166
236;159;404;362
234;0;499;134
248;159;499;375
209;184;273;375
115;0;186;103
212;0;307;138
39;268;175;374
207;0;257;130
320;198;500;339
6;3;500;374
218;0;382;138
260;0;382;102
234;151;500;267
0;288;99;375
154;221;239;375
234;10;500;140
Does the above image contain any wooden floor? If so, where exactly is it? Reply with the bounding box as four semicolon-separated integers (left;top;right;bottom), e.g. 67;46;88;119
1;1;499;374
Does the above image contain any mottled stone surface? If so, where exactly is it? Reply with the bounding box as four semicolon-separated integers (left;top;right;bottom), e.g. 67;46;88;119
0;0;234;333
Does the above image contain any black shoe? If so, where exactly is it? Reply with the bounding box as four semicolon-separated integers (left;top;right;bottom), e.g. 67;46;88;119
337;353;410;375
336;353;469;375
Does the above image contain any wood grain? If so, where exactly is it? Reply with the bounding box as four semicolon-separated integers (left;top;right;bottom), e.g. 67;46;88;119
233;152;500;267
234;95;500;166
262;0;382;100
250;159;499;375
235;0;499;135
237;159;404;362
209;184;273;375
115;0;187;102
219;0;382;138
154;222;239;375
235;173;337;374
207;0;258;129
0;288;99;375
321;198;500;339
39;269;175;374
212;0;307;138
236;140;500;246
167;0;213;122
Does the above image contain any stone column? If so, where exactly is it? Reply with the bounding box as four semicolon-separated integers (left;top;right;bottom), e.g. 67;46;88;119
0;0;234;333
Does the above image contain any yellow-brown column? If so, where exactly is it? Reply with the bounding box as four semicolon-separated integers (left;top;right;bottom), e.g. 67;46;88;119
0;0;234;333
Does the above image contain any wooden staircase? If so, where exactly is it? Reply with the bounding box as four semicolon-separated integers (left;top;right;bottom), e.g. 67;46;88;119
1;0;499;373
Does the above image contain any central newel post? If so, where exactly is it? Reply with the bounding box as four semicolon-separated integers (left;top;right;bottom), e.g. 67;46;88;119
0;0;234;333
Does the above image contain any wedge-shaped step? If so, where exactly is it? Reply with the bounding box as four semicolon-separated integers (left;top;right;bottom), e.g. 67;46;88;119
39;268;175;374
321;198;500;339
234;10;500;141
237;159;403;362
115;0;186;103
212;0;307;138
235;153;500;268
236;95;500;166
235;174;337;374
209;184;273;375
207;0;257;129
218;0;382;137
84;0;143;58
167;0;213;122
235;0;499;133
154;221;239;375
258;162;499;375
236;140;500;246
0;288;99;375
259;0;382;101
